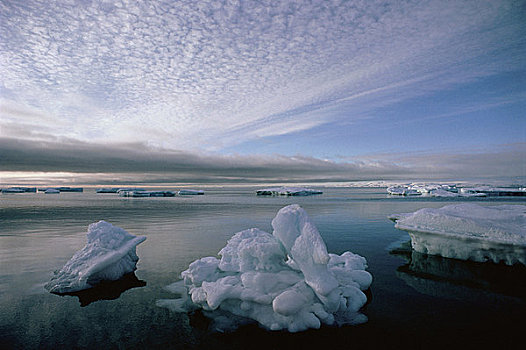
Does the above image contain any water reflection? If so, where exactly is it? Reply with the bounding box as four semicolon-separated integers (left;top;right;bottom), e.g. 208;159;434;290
52;272;146;307
391;242;526;302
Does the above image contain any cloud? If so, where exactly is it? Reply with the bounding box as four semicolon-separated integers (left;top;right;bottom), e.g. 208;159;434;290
353;143;526;180
1;138;524;184
1;0;524;151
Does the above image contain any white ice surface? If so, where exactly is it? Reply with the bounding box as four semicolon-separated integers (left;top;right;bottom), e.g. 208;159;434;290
391;204;526;265
45;221;146;293
158;204;371;332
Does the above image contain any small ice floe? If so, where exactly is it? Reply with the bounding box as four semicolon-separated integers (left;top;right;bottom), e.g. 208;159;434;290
117;190;176;197
96;188;120;193
158;204;372;332
55;187;83;192
1;187;36;193
118;190;151;197
178;189;204;195
386;186;421;196
256;187;323;196
389;204;526;265
149;191;176;197
116;188;146;194
39;187;83;193
45;221;146;293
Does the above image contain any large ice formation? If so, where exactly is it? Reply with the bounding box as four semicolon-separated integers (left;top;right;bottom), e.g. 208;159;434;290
45;221;146;293
390;204;526;265
158;204;372;332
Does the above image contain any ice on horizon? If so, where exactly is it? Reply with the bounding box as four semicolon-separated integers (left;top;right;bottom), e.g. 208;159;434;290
158;204;372;332
390;204;526;265
45;221;146;293
256;187;323;196
387;183;526;197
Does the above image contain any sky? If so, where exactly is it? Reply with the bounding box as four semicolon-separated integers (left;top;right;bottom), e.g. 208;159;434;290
1;0;525;184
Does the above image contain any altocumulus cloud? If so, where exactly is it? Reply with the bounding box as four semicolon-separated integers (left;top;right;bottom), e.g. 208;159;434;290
1;0;524;152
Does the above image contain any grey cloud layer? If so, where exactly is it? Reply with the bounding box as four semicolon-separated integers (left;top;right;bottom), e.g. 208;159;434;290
2;138;524;183
1;0;524;150
0;137;411;182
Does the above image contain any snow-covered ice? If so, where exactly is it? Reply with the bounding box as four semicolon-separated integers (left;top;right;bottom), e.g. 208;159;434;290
45;221;146;293
390;204;526;265
256;187;323;196
157;204;372;332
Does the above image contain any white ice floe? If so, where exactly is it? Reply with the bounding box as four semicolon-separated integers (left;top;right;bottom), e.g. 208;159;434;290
390;204;526;265
157;204;372;332
45;221;146;293
119;190;151;197
178;189;204;195
388;183;526;197
386;185;421;196
256;187;323;196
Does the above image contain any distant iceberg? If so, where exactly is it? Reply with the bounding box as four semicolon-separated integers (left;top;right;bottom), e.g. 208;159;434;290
390;204;526;265
45;221;146;293
256;187;323;196
178;189;204;195
158;204;372;332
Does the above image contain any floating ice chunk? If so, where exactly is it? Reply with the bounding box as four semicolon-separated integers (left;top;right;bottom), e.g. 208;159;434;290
159;205;372;332
386;185;421;196
256;187;322;196
390;204;526;265
45;221;146;293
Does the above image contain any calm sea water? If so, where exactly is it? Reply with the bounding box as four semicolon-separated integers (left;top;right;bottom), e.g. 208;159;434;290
1;187;525;349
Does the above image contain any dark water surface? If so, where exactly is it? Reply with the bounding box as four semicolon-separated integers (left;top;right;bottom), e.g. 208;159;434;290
1;187;524;349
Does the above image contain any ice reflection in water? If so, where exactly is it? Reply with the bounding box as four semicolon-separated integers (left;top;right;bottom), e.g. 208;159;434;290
54;272;147;307
391;242;526;302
